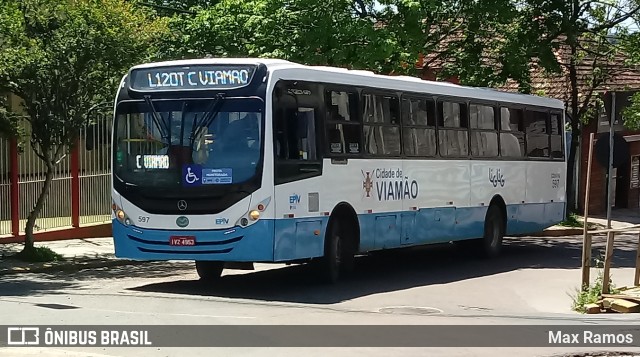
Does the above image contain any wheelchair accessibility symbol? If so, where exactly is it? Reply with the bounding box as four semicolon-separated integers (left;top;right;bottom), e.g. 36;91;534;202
182;165;202;186
185;167;199;184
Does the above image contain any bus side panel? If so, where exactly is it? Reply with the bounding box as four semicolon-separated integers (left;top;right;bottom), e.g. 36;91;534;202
273;174;328;261
509;161;566;235
273;217;327;261
358;214;376;252
453;207;487;240
411;207;457;244
405;160;469;243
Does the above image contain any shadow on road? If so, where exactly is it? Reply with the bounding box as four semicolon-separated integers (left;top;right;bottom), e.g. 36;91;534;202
126;235;639;304
0;261;194;297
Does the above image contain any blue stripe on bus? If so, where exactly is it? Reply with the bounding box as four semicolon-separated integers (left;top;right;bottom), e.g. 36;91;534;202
112;202;565;262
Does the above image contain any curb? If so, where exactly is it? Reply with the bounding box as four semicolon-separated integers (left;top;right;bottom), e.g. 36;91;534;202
531;228;584;237
0;258;148;276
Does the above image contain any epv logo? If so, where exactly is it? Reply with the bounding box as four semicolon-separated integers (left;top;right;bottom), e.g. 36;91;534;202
289;194;301;210
215;218;229;225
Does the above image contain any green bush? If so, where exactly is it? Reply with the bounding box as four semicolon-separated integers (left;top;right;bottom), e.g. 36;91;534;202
11;246;64;263
571;270;620;313
558;213;583;228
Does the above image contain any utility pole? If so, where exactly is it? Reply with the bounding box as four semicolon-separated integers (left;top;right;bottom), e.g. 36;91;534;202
606;92;615;229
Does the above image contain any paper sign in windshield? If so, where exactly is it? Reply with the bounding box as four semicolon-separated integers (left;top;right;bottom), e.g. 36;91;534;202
202;168;233;184
136;155;169;169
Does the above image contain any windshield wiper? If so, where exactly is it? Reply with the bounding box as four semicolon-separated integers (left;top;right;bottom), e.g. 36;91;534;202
191;93;225;148
143;95;169;141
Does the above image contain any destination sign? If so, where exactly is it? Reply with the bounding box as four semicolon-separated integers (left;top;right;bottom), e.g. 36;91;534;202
129;65;257;91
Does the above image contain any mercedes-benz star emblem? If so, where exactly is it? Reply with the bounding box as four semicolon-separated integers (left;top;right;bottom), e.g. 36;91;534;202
177;200;187;211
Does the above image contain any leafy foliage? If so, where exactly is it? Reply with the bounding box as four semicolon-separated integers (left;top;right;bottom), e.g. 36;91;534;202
571;270;620;313
0;0;168;250
159;0;507;76
623;92;640;130
492;1;640;213
9;246;65;263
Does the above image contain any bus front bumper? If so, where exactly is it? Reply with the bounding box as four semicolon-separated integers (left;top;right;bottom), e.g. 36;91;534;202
112;219;275;262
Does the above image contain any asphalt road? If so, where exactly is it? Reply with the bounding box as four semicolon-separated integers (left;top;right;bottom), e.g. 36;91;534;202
1;235;640;357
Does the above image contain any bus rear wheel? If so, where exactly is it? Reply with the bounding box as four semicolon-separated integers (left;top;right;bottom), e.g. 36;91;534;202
195;261;224;281
481;205;505;258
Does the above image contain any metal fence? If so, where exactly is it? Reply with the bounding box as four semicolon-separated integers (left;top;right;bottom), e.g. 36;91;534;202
79;121;111;225
0;113;112;239
18;123;73;233
0;137;10;236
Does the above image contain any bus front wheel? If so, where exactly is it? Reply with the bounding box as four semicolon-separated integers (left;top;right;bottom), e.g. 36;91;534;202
195;261;224;281
319;218;354;284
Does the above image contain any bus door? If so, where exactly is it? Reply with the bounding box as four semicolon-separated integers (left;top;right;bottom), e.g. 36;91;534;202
272;82;324;260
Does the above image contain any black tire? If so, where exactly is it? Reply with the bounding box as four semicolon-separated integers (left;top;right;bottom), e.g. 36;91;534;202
481;205;505;258
320;220;342;283
195;261;224;281
319;218;356;283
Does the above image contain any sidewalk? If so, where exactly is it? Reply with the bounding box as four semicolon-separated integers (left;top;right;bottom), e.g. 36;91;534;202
535;208;640;237
1;209;639;276
0;237;144;276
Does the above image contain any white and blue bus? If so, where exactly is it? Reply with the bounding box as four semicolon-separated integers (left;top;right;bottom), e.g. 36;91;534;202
111;58;566;282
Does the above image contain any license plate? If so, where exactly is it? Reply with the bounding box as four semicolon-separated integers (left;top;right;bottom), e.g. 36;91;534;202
169;236;196;246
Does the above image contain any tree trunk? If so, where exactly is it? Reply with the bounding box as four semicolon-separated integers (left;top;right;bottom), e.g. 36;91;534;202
566;35;581;217
23;160;55;252
566;128;580;213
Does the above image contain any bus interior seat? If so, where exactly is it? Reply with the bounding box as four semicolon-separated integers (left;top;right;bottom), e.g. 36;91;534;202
328;128;343;153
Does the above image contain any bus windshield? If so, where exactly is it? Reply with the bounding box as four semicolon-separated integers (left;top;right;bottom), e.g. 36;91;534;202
113;97;263;188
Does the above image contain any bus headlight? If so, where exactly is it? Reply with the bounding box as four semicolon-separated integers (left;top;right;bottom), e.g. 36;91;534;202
116;209;126;220
236;197;270;227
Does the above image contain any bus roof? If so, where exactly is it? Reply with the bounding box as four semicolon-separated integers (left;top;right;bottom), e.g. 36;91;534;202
131;58;565;109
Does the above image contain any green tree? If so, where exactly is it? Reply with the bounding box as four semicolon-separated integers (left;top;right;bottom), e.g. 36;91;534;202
490;0;640;213
0;0;167;255
160;0;491;75
133;0;217;15
621;31;640;129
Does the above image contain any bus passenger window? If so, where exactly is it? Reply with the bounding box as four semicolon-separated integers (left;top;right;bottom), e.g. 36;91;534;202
550;113;564;159
524;110;550;158
325;90;361;155
438;101;468;157
469;104;498;157
499;107;524;157
362;93;400;156
402;97;436;157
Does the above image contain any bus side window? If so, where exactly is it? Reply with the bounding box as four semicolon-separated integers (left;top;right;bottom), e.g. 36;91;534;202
437;101;468;157
549;113;564;159
362;93;401;156
499;107;524;157
469;103;498;158
402;97;436;157
524;110;550;158
325;90;361;155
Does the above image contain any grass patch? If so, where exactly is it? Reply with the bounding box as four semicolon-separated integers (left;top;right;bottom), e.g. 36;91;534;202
571;269;620;313
558;213;583;228
558;213;605;230
8;246;65;263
